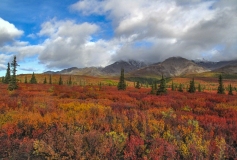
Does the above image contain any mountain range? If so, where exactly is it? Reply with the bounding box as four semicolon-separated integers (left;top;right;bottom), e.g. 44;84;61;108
44;57;237;77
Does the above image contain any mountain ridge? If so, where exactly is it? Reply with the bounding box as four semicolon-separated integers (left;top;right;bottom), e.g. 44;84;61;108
43;57;237;77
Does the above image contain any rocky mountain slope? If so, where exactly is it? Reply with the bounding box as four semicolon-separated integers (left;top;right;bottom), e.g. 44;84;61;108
131;57;209;77
44;57;237;77
101;60;148;75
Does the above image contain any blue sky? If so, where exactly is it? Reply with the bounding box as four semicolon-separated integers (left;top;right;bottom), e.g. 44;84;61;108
0;0;236;76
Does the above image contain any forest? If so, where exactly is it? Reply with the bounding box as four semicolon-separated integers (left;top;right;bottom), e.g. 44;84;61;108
0;72;237;159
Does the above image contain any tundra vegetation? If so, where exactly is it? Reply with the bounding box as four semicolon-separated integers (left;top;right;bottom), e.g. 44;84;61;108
0;58;237;159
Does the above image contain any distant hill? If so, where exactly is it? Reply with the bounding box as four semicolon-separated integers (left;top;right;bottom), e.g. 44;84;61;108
44;60;148;76
213;64;237;74
43;57;237;77
194;60;237;70
102;60;148;75
44;67;104;76
131;57;208;77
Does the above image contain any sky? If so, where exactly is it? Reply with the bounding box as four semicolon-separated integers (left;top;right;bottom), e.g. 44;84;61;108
0;0;237;76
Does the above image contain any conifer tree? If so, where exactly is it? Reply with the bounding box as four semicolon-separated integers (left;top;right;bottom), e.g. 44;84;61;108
157;75;167;95
24;76;27;83
4;63;11;84
198;83;202;92
228;84;233;95
68;75;72;85
59;75;63;85
43;77;47;84
171;81;175;91
8;56;18;91
30;72;37;84
49;75;52;84
217;75;225;94
117;68;126;90
135;81;141;89
178;83;183;92
188;78;196;93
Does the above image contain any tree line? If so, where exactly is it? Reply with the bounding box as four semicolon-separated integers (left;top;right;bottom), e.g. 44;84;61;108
1;57;236;96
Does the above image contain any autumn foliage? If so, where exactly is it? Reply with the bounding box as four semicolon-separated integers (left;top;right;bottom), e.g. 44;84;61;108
0;76;237;159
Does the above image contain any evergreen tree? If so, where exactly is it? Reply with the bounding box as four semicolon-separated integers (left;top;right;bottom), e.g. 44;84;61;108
8;56;18;91
49;75;52;84
171;81;175;91
188;78;196;93
198;83;202;92
217;75;225;94
30;72;37;84
178;83;183;92
59;75;63;85
24;76;27;84
117;68;126;90
157;75;167;95
4;63;11;84
228;84;233;95
43;77;47;84
68;76;72;85
135;81;141;89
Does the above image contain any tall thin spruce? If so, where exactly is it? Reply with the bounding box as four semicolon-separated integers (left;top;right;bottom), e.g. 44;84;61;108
59;75;63;85
157;75;167;95
188;78;196;93
217;75;225;94
8;56;18;91
30;72;37;84
4;63;11;84
228;84;233;95
117;68;126;90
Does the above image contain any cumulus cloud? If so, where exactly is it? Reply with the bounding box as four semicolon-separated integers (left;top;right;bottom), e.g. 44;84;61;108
71;0;237;62
0;18;23;46
37;19;115;69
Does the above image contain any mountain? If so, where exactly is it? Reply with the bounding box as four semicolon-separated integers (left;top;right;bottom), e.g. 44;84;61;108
44;67;104;76
131;57;209;77
44;60;148;76
194;60;237;70
101;60;148;75
213;64;237;74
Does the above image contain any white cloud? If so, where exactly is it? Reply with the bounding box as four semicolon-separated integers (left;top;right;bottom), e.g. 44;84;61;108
0;17;23;46
37;19;115;69
71;0;237;62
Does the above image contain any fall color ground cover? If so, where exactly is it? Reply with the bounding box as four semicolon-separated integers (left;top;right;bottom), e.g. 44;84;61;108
0;76;237;159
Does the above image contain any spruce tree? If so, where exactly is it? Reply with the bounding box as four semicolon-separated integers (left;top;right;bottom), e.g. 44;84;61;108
198;83;202;92
188;78;196;93
178;83;183;92
49;75;52;84
30;72;37;84
43;77;47;84
8;56;18;91
59;75;63;85
228;84;233;95
217;75;225;94
117;68;126;90
157;75;167;95
68;75;72;85
24;76;27;83
135;81;141;89
171;81;175;91
4;63;11;84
